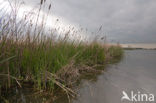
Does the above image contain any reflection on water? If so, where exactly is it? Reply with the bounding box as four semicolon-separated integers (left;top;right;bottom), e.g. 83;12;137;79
1;86;52;103
1;50;156;103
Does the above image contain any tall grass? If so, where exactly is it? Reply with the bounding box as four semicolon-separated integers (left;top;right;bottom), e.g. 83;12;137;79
0;0;123;96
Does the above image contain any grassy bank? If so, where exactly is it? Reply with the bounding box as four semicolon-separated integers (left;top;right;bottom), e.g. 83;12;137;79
0;36;123;91
0;0;123;101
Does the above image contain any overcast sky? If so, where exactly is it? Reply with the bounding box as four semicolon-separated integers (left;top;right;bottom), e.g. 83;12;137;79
3;0;156;43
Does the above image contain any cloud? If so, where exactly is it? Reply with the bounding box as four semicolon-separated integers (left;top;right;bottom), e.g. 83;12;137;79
51;0;156;43
4;0;156;43
0;0;88;41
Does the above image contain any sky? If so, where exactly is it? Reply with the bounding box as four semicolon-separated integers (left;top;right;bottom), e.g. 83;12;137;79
1;0;156;43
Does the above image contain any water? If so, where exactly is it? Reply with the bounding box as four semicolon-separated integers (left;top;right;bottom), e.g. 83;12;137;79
2;50;156;103
72;50;156;103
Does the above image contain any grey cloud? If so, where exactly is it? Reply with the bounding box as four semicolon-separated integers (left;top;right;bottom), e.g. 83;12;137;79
13;0;156;43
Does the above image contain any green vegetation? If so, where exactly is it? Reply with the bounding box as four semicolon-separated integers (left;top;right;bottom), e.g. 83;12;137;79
0;37;123;91
0;0;123;100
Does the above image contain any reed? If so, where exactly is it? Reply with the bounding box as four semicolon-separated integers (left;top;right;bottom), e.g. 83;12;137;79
0;0;123;98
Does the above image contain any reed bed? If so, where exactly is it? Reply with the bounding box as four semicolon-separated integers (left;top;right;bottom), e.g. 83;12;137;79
0;0;123;101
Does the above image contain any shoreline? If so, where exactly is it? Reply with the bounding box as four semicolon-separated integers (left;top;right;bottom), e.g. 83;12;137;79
120;43;156;50
0;42;123;102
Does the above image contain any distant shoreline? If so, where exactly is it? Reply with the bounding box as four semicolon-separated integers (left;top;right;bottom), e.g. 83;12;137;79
119;43;156;50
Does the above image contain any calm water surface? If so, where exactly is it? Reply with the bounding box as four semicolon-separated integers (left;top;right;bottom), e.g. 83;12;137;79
71;50;156;103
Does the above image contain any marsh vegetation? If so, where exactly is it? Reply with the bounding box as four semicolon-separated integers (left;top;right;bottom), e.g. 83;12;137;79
0;0;123;102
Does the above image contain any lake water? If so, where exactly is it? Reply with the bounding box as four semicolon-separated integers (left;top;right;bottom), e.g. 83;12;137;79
71;50;156;103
